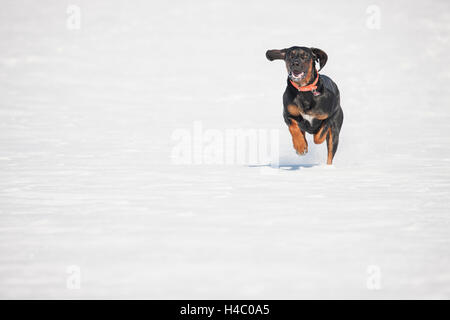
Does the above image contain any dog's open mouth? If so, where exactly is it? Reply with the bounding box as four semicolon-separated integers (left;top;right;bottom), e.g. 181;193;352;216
289;71;305;80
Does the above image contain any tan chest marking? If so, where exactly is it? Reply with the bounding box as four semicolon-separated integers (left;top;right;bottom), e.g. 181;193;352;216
301;113;315;124
287;104;328;125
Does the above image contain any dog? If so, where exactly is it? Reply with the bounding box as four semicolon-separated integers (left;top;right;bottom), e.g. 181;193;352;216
266;46;343;165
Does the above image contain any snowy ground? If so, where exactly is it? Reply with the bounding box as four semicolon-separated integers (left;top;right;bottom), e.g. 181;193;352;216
0;0;450;299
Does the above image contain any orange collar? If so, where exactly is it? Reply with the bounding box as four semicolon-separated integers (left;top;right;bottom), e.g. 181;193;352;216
290;72;319;92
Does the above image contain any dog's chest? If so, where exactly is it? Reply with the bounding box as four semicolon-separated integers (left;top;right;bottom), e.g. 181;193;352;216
301;113;316;124
293;97;316;125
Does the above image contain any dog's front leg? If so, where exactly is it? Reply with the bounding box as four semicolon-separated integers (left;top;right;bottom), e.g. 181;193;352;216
288;118;308;155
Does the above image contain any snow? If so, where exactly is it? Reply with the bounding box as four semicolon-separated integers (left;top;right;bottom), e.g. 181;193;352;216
0;0;449;299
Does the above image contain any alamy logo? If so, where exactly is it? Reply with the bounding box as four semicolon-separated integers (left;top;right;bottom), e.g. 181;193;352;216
66;5;81;30
366;265;382;290
366;5;381;30
171;121;279;166
66;265;81;289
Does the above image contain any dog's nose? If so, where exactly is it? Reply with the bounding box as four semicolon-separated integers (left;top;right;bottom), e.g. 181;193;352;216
293;60;300;66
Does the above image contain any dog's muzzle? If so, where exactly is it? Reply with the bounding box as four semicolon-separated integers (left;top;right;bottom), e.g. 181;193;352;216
289;71;305;81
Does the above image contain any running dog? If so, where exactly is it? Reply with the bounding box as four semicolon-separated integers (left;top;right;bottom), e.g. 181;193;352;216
266;46;343;164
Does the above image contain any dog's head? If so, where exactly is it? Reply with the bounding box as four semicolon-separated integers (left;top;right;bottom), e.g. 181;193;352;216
266;46;327;85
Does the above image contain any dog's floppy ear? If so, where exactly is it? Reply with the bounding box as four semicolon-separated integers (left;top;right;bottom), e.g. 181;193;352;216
266;49;286;61
311;48;328;71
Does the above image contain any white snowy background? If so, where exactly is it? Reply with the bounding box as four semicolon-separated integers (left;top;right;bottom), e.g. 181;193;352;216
0;0;449;299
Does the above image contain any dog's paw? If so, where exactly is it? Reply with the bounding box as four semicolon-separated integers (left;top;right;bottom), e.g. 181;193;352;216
295;148;308;156
293;139;308;156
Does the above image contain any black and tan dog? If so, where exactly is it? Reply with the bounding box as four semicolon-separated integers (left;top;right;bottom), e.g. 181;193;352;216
266;46;343;164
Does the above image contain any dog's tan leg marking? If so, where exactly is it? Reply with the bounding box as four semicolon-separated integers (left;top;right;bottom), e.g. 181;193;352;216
314;124;330;144
287;104;301;116
312;113;329;120
327;130;333;165
288;119;308;155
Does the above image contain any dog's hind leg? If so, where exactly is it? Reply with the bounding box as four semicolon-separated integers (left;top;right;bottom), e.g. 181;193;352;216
313;122;337;164
314;124;329;145
325;108;343;165
326;130;339;165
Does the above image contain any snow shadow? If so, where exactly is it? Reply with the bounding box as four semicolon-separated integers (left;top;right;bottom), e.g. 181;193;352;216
248;163;319;170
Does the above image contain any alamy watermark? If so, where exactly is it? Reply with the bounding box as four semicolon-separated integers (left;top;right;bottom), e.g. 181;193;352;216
66;265;81;289
366;265;382;290
171;121;279;167
66;5;81;30
366;5;381;30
